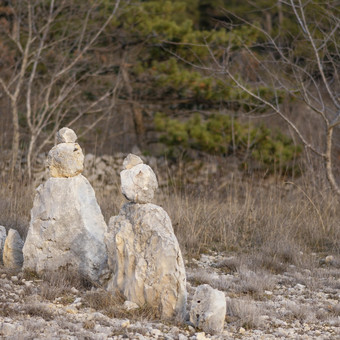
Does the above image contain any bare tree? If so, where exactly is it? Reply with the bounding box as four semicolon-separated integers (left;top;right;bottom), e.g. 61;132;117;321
204;0;340;195
0;0;121;177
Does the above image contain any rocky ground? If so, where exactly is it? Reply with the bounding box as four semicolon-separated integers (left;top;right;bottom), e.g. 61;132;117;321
1;252;339;340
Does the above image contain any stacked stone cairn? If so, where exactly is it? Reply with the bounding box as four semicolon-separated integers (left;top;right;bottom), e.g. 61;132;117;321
23;128;108;282
105;154;187;320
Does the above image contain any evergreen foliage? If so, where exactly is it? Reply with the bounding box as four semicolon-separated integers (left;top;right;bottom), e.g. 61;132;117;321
155;113;301;172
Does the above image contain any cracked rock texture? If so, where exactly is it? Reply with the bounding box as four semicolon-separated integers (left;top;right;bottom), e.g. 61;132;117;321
23;175;108;282
47;143;84;178
3;229;24;269
105;203;187;320
0;226;6;263
190;284;226;334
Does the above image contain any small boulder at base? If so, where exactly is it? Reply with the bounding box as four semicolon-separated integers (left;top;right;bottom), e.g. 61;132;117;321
105;202;187;320
0;226;7;263
190;284;226;334
3;229;24;269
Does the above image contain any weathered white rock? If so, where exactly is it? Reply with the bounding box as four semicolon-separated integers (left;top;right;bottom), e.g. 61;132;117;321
57;127;77;144
190;284;226;334
47;143;84;178
121;163;158;203
123;300;139;311
0;226;6;263
23;175;108;282
3;229;24;269
105;203;186;320
123;153;143;170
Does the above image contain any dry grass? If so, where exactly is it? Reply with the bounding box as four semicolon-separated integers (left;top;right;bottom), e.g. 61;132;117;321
82;289;161;320
226;297;263;329
157;169;340;261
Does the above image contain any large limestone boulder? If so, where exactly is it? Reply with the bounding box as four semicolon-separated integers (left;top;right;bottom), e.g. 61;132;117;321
23;175;108;282
47;143;84;178
0;226;7;263
190;284;226;334
3;229;24;269
105;202;187;320
120;154;158;204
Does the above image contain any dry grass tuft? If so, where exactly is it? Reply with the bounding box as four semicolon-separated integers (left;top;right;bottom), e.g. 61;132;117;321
226;297;263;329
38;269;90;301
83;289;161;320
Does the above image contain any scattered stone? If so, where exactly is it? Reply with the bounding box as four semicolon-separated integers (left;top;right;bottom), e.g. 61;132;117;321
10;276;18;282
47;143;84;178
123;300;140;311
190;284;226;334
105;203;187;320
56;127;77;144
120;154;158;203
3;228;24;268
0;225;6;263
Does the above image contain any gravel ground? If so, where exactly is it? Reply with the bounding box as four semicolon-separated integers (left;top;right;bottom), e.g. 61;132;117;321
1;252;339;339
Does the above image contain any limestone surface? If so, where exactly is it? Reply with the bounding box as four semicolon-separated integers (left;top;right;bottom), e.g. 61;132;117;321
0;226;7;263
121;163;158;204
105;203;187;320
47;143;84;178
57;127;77;144
190;284;226;334
23;175;108;282
123;154;143;170
3;229;24;269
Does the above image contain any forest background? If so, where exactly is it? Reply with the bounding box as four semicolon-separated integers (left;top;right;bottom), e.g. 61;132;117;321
0;0;339;258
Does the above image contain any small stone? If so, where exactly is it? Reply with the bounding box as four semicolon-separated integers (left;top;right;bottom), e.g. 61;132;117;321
121;320;130;328
11;276;18;282
195;332;208;340
239;327;246;334
57;127;77;144
71;287;79;294
325;255;334;264
151;329;162;337
123;300;140;311
123;153;143;169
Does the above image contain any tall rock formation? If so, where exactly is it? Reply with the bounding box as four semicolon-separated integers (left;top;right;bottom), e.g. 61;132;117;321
105;154;187;320
23;128;107;282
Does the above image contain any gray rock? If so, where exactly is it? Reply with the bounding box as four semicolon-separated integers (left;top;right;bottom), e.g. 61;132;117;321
0;225;6;263
57;127;77;144
3;229;24;268
190;284;226;334
105;203;187;320
123;153;143;170
23;175;108;282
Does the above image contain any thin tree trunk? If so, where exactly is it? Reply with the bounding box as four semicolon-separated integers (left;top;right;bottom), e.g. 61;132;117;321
325;127;340;196
11;100;20;174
